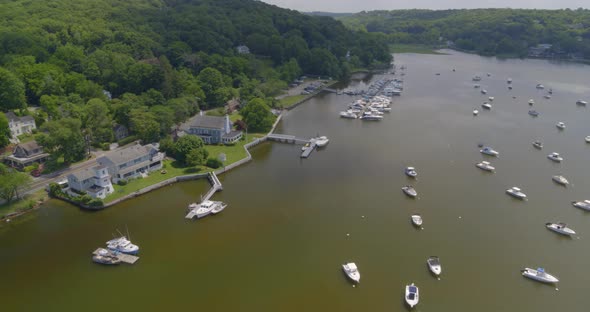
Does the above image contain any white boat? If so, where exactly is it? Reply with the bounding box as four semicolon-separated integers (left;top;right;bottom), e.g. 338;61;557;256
576;99;587;106
488;96;494;101
547;152;563;162
211;202;227;214
476;161;495;172
411;214;422;227
532;141;543;149
481;89;487;94
536;84;545;89
405;167;417;178
473;84;481;88
528;110;539;117
301;142;311;151
545;222;576;236
552;175;569;186
106;236;139;255
190;200;218;219
311;136;329;147
402;186;417;198
360;112;383;121
544;95;551;99
482;103;492;110
522;267;559;284
528;99;534;105
405;283;419;308
572;200;590;211
506;187;527;200
556;122;565;130
585;136;590;143
427;256;442;276
473;109;479;115
339;110;357;119
480;146;499;157
472;76;482;81
342;262;360;283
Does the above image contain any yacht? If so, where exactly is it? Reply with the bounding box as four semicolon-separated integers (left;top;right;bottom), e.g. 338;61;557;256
405;283;419;308
532;141;543;149
472;76;482;81
521;267;559;284
106;236;139;255
528;99;534;105
211;202;228;214
476;161;495;172
528;110;539;117
402;186;418;198
93;248;122;265
342;262;360;283
481;89;488;94
547;152;563;162
480;147;499;157
545;222;576;236
427;256;442;276
506;187;527;200
585;136;590;143
576;99;587;106
482;103;492;110
311;136;329;147
411;214;422;227
552;175;569;186
360;112;383;121
339;110;357;119
536;84;545;89
405;167;417;178
473;109;479;116
507;78;512;84
488;96;494;101
572;200;590;211
189;200;218;219
556;122;566;130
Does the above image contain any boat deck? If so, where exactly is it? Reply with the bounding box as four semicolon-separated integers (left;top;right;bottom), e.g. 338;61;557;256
92;248;139;264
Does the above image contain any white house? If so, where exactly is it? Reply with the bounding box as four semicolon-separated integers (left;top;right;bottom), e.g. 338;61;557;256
67;166;114;199
4;112;36;140
97;142;164;183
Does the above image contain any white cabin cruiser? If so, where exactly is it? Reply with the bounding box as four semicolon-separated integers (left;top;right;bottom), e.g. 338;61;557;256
311;136;329;147
427;256;442;276
342;262;360;283
506;187;527;200
188;200;218;219
532;141;543;149
476;161;495;172
488;96;494;101
556;122;565;130
586;136;590;143
405;283;419;308
545;222;576;236
480;147;499;156
522;267;559;284
576;99;587;106
405;167;417;178
544;94;551;99
339;110;357;119
536;84;545;89
106;236;139;255
402;186;418;198
360;112;383;121
482;103;492;110
552;175;569;186
411;214;422;227
572;200;590;211
473;109;479;115
547;152;563;162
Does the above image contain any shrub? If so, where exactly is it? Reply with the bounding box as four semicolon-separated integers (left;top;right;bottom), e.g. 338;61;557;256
88;199;104;208
48;183;65;198
118;180;128;186
101;143;110;151
118;135;138;146
206;158;223;169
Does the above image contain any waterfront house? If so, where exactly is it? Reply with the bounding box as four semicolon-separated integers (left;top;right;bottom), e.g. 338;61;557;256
236;45;250;54
182;114;242;144
4;140;50;170
4;112;36;139
97;143;164;182
67;166;114;199
112;124;129;141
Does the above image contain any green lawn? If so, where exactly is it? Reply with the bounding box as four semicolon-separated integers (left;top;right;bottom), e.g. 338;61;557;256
0;189;46;217
390;44;446;55
277;95;308;108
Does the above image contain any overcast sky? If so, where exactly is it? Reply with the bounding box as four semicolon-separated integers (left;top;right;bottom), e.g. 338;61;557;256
261;0;588;13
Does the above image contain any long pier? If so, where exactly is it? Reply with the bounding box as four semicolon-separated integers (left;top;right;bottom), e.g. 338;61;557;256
185;172;223;219
267;134;310;145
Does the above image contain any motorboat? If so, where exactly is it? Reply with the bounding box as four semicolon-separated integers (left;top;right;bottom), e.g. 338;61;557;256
545;222;576;236
311;136;329;147
506;187;527;200
106;236;139;255
472;76;482;81
528;99;534;105
576;99;587;106
476;161;495;172
360;112;383;121
405;167;417;178
481;89;487;94
405;283;419;308
411;214;422;227
544;95;551;99
521;267;559;284
556;122;565;130
473;109;479;115
552;175;569;186
190;200;218;219
402;186;418;198
548;88;553;94
572;200;590;211
427;256;442;276
536;84;545;89
480;146;499;157
507;78;512;84
473;84;481;88
508;86;513;90
585;136;590;143
528;110;539;117
482;103;492;110
211;202;227;214
339;110;357;119
92;248;121;265
488;96;494;101
487;72;491;77
532;141;543;149
342;262;360;283
547;152;563;162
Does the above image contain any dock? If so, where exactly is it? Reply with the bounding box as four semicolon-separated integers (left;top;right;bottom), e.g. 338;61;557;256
185;172;223;219
93;248;139;264
300;142;317;158
267;134;310;145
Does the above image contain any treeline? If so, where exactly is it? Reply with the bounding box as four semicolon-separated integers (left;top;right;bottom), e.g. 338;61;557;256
0;0;391;155
338;9;590;57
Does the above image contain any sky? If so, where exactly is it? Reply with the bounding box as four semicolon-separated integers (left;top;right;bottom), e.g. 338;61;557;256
260;0;588;13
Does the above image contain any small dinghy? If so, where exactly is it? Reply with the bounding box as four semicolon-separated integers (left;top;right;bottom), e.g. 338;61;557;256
405;283;419;308
547;152;563;162
521;267;559;284
402;186;418;198
480;146;499;157
405;167;417;178
507;78;512;84
342;262;360;283
482;102;492;110
532;141;543;149
473;109;479;115
552;175;569;186
572;200;590;211
473;84;480;88
411;214;422;227
528;110;539;117
508;86;513;90
506;187;527;200
481;89;487;94
476;161;495;172
427;256;442;277
545;222;576;236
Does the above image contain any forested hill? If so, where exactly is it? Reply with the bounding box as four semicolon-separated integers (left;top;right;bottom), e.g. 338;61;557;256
338;9;590;58
0;0;391;111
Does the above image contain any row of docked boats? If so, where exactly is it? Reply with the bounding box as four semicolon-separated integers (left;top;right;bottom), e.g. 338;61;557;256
339;96;392;120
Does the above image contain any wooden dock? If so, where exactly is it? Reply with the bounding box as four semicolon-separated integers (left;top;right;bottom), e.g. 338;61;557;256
267;134;310;145
300;142;317;158
93;248;139;264
185;172;223;219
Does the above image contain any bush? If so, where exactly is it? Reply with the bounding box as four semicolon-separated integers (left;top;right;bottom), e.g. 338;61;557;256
118;180;128;186
101;143;110;151
118;135;138;146
88;199;104;208
206;158;223;169
48;183;65;198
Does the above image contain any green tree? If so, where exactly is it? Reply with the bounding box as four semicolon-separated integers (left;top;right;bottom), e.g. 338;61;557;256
84;98;113;144
0;164;32;203
197;67;230;108
129;109;160;143
0;67;27;111
0;113;11;148
186;147;209;167
36;118;86;164
173;135;208;165
240;98;275;133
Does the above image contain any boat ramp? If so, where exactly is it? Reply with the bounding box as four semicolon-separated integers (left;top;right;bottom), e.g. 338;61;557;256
185;172;223;219
92;248;139;264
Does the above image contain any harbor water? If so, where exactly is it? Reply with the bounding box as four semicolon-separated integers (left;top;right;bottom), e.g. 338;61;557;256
1;50;590;311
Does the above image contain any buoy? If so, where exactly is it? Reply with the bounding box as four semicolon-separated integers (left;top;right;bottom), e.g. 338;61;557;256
459;216;462;219
352;285;356;288
346;233;350;237
361;215;365;218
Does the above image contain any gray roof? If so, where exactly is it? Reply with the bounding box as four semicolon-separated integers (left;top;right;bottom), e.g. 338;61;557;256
189;115;225;130
100;143;156;166
69;167;99;181
3;112;33;122
4;112;18;121
17;141;42;153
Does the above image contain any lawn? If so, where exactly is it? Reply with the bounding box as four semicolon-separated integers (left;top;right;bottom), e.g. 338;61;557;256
205;133;265;164
0;189;46;218
277;95;308;108
390;44;446;55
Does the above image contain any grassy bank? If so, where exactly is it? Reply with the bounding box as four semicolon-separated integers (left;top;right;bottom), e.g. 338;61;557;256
390;44;446;55
277;95;307;108
0;189;46;218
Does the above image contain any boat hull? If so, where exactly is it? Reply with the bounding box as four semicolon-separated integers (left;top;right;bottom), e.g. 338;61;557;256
521;268;559;283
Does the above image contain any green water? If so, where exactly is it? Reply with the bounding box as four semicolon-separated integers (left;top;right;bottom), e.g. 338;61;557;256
1;51;590;311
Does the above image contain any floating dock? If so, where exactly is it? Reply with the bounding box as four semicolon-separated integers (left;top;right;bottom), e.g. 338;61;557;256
92;248;139;264
185;172;223;219
300;142;317;158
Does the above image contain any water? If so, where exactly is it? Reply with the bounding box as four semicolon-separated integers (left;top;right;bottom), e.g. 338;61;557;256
1;51;590;311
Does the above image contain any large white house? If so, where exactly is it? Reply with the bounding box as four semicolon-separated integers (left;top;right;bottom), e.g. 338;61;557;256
67;166;114;199
4;112;36;141
97;142;164;183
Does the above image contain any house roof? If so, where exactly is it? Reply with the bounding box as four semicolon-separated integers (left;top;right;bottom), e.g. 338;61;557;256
68;167;98;181
189;115;226;130
4;112;34;123
100;143;156;166
4;112;18;121
17;141;42;154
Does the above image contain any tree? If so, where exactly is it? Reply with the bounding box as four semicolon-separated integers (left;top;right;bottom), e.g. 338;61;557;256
0;164;32;203
0;67;26;111
0;113;10;148
84;98;113;144
240;98;275;133
129;109;160;143
36;118;86;164
173;135;208;165
186;147;209;167
197;67;230;108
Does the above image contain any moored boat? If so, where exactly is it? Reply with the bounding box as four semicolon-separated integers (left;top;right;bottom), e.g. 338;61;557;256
547;152;563;162
488;96;494;101
472;76;482;81
585;136;590;143
211;202;228;214
402;186;418;198
545;222;576;236
342;262;360;283
481;89;487;94
482;103;492;110
106;236;139;255
405;167;417;178
476;161;495;172
521;267;559;284
528;99;534;105
427;256;442;276
311;136;329;147
506;187;527;200
411;214;422;227
507;78;512;84
576;99;588;106
556;122;565;130
572;200;590;211
480;146;499;156
405;283;419;308
532;141;543;149
552;175;569;186
92;248;121;265
536;84;545;89
339;110;357;119
528;110;539;117
473;109;479;115
190;200;218;219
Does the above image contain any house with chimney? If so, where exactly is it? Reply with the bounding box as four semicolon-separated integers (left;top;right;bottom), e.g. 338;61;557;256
180;114;242;144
